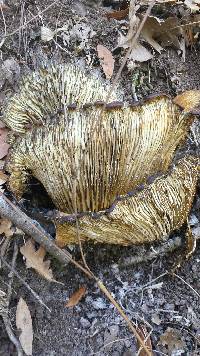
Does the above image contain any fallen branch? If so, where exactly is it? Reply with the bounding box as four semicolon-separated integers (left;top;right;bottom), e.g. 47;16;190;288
118;236;183;267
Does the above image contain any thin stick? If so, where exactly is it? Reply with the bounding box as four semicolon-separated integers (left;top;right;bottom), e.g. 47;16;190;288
7;242;18;304
5;0;59;37
171;271;200;299
72;179;90;272
1;255;51;312
96;279;152;356
105;0;155;105
119;236;182;267
2;315;23;356
1;243;24;356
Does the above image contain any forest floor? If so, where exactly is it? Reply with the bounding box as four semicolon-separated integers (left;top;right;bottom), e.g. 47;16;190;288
0;1;200;355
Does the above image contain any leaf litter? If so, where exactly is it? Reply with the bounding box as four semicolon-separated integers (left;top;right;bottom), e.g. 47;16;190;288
159;327;186;354
116;0;200;63
97;44;115;78
16;297;33;356
0;0;200;355
20;239;59;283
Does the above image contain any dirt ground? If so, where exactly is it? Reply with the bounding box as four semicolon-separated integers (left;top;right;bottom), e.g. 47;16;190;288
0;0;200;355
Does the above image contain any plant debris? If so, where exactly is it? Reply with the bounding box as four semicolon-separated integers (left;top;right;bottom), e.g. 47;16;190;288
136;324;153;356
0;218;13;238
97;44;115;78
20;239;57;282
159;327;186;354
16;297;33;356
65;285;87;307
0;128;10;159
0;0;200;354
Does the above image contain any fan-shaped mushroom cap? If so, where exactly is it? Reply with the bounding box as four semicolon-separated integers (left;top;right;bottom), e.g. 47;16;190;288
3;64;200;246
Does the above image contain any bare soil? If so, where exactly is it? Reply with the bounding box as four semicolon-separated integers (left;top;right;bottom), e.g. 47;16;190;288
0;1;200;355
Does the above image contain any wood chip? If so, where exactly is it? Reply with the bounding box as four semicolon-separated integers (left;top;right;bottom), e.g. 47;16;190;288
65;285;86;307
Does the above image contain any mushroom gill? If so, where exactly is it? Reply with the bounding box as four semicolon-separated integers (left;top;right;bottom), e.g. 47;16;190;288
3;64;200;246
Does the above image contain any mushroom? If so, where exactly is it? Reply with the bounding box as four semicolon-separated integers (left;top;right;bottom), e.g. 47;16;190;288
3;64;200;246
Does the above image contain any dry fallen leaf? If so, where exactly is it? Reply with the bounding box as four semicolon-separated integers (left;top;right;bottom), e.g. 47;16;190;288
0;1;9;10
0;127;10;159
97;44;115;79
117;1;183;63
159;327;186;354
41;26;54;42
16;297;33;356
20;239;57;282
0;171;7;185
65;285;86;307
0;218;13;237
127;42;153;61
185;0;200;11
140;16;181;52
105;7;129;20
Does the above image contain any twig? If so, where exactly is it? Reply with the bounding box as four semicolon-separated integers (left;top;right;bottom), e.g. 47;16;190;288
105;0;155;105
0;235;12;267
4;0;59;37
96;279;152;356
171;271;200;299
2;315;24;356
1;255;51;312
7;242;18;303
118;236;182;267
0;244;23;356
72;179;90;272
0;2;6;48
72;177;152;354
0;192;152;355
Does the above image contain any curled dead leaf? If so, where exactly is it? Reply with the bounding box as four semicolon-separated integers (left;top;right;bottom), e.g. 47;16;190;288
128;42;153;61
41;26;54;42
141;16;181;51
65;285;86;307
0;128;10;159
159;327;186;354
185;0;200;11
20;239;57;282
0;218;13;237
